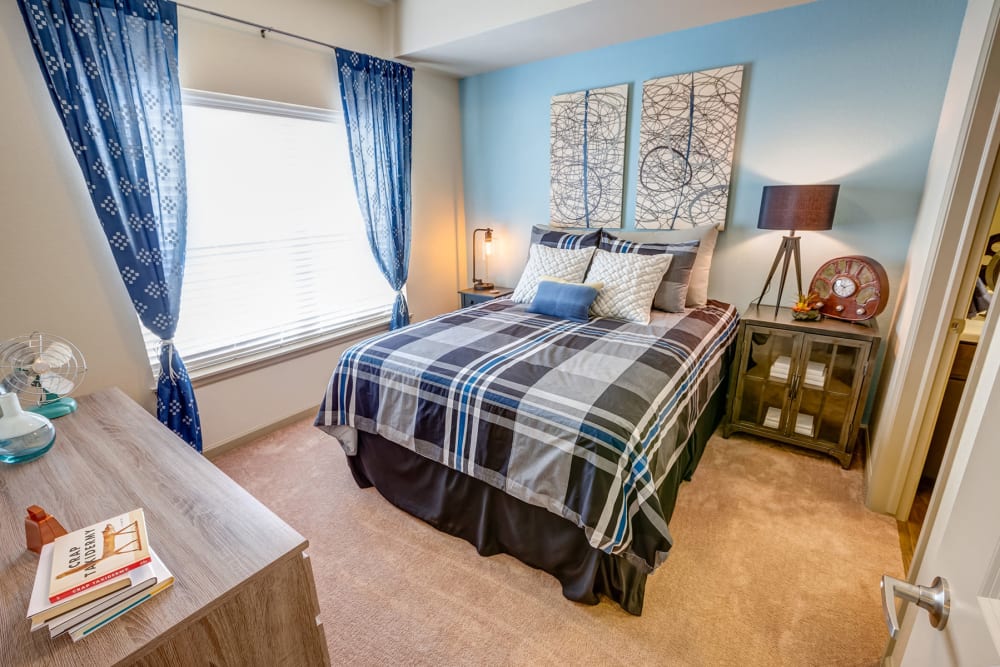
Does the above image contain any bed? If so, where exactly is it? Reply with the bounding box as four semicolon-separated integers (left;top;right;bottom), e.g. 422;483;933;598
315;296;738;614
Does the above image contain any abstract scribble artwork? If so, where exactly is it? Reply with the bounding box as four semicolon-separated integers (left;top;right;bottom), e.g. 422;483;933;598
550;83;628;228
635;65;744;229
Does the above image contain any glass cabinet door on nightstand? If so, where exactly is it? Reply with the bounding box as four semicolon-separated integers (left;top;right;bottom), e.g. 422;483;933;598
733;326;802;433
725;308;879;468
789;335;870;448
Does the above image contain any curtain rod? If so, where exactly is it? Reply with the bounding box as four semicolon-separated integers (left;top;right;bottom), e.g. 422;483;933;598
172;2;339;52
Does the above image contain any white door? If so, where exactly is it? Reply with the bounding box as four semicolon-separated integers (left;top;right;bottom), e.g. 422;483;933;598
888;307;1000;665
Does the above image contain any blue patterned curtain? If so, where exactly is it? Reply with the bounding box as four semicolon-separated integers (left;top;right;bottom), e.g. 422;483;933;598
335;48;413;329
18;0;202;450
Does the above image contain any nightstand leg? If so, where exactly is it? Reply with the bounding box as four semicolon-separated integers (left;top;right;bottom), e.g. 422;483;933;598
837;450;853;469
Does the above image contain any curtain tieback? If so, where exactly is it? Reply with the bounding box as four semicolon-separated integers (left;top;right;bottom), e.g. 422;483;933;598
160;338;178;381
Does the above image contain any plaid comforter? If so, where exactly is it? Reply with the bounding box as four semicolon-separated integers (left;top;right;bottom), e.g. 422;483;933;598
316;299;738;571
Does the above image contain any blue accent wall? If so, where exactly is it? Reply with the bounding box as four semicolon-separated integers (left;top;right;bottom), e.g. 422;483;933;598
460;0;967;307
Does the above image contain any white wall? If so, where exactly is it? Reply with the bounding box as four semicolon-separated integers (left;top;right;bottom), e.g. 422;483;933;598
408;68;468;319
0;2;153;409
394;0;814;78
0;0;463;450
396;0;587;55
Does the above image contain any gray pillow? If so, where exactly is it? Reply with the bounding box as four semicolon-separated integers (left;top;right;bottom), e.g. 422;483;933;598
608;225;719;306
529;225;601;249
599;233;700;312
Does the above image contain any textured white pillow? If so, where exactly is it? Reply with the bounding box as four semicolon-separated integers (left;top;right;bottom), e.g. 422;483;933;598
511;244;596;303
584;249;673;324
609;225;719;306
538;275;605;291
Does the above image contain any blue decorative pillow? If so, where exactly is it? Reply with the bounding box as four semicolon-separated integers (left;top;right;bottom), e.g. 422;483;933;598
527;280;599;322
530;225;601;249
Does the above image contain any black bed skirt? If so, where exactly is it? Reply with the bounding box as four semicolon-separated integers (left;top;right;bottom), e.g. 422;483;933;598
346;384;726;615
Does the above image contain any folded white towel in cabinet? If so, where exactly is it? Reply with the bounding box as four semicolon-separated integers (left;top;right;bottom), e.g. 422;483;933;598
804;366;827;388
794;412;815;437
769;356;791;382
763;406;782;429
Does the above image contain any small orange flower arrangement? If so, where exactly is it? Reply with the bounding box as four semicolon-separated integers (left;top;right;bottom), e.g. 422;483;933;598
792;291;823;320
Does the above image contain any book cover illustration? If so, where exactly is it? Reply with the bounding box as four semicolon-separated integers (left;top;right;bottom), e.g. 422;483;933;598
48;509;151;603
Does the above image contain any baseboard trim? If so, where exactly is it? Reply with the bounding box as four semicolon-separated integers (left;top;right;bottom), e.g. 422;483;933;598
204;407;317;460
862;423;875;501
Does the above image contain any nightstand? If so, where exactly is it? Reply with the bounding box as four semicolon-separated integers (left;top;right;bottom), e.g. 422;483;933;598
723;304;881;468
458;286;513;308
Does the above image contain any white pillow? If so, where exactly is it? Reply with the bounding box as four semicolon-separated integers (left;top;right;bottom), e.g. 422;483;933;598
511;244;596;303
538;275;605;291
584;249;673;324
609;225;719;306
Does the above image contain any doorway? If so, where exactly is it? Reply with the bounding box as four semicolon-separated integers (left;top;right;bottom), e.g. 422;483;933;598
897;202;1000;572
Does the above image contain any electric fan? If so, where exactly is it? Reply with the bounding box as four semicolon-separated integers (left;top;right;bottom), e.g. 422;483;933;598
0;333;87;463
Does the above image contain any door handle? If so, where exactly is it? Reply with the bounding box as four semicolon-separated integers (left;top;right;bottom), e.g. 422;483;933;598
880;575;950;639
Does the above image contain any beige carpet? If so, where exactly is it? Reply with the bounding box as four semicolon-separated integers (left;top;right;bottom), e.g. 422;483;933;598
213;422;901;666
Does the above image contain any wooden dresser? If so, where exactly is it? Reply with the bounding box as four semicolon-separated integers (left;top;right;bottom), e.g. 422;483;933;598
0;388;330;666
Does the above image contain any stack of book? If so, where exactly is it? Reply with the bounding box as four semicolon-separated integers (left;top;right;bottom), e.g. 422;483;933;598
26;509;174;642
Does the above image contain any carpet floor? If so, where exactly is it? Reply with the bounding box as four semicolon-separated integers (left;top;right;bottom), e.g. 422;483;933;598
213;422;902;666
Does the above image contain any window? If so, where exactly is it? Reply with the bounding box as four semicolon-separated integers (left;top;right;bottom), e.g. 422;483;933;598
143;91;395;375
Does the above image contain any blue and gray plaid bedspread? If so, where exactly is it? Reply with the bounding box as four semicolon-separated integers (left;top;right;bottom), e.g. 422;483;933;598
316;299;738;571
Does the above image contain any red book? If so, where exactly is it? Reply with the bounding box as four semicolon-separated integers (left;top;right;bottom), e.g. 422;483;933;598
47;509;151;603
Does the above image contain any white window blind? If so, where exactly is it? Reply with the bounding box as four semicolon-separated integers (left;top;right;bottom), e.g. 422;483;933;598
142;91;394;374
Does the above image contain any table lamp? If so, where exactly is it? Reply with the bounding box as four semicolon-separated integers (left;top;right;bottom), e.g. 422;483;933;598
752;184;839;315
472;227;494;291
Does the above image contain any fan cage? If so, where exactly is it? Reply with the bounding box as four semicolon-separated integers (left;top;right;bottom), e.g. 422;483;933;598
0;332;87;409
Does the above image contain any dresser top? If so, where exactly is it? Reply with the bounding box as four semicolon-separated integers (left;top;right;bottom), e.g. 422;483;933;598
741;303;881;341
0;388;306;666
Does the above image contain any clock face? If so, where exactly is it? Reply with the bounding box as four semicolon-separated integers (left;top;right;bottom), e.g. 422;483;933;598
832;276;857;297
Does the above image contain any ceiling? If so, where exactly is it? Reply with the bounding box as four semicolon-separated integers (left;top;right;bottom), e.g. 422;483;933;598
394;0;815;77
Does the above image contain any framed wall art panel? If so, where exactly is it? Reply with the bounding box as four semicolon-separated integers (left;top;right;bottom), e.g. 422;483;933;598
549;83;628;228
635;65;744;230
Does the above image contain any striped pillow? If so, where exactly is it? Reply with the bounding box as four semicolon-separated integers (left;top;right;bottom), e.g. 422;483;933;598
530;225;601;249
599;234;700;312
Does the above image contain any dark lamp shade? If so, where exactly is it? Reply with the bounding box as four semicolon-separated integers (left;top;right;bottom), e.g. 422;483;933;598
757;184;840;231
